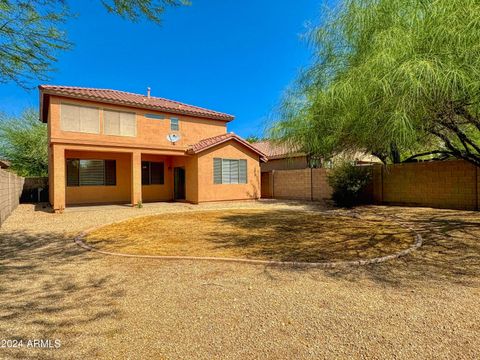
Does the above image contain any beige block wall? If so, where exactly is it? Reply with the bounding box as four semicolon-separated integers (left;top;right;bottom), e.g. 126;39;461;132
271;169;312;200
377;160;478;210
312;169;332;201
0;169;24;226
261;168;332;201
196;141;261;202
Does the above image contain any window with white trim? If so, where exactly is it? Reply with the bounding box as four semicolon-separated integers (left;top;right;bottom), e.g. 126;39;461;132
61;103;100;134
213;158;247;184
104;109;136;137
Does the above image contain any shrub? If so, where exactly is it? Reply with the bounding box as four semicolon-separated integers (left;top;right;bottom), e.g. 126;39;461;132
327;162;372;207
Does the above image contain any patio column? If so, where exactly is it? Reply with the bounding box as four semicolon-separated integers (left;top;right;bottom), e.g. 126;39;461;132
52;144;66;212
131;151;142;206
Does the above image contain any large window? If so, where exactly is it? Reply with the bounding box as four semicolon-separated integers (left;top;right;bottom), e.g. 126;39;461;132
104;109;136;137
142;161;164;185
66;159;116;186
61;103;100;134
213;158;247;184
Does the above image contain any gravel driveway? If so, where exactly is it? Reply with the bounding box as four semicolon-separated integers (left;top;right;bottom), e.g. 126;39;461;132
0;200;479;359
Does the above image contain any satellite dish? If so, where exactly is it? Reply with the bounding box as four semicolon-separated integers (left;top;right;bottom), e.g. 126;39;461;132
167;134;181;143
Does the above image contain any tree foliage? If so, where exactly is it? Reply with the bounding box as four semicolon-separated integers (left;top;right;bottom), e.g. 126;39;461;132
0;0;188;87
0;109;48;177
272;0;480;166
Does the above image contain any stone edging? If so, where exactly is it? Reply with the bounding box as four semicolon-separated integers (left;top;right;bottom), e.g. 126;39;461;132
73;209;423;268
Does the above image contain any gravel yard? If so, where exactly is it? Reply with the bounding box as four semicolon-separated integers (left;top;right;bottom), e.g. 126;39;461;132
0;200;479;359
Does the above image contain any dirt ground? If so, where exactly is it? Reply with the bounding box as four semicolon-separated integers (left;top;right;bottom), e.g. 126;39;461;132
0;200;479;359
85;209;414;262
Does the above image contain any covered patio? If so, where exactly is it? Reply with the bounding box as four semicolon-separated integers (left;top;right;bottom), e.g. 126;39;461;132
50;144;196;210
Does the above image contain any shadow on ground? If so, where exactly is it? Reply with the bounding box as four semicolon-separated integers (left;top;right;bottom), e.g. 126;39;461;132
310;206;480;287
0;229;124;359
206;205;480;287
208;210;412;262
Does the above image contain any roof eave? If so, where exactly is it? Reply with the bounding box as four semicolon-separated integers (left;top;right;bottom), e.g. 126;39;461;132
39;88;235;122
188;137;268;162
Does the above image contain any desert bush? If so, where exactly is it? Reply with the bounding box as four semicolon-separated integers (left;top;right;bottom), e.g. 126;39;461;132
328;162;372;207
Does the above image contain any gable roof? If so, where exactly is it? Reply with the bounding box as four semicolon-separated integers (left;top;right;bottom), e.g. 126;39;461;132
251;140;305;159
39;85;234;122
187;133;268;162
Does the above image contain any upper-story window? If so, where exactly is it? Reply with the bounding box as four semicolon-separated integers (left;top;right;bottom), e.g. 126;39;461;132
104;110;136;137
61;103;100;134
170;117;179;131
145;113;164;120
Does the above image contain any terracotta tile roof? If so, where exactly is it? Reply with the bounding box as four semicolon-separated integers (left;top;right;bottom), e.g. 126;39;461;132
187;133;268;162
251;140;305;159
39;85;234;121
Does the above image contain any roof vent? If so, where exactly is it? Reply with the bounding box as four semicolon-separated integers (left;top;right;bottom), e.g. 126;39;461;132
147;87;151;98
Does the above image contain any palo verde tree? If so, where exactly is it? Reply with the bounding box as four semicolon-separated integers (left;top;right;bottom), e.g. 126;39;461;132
272;0;480;166
0;0;189;87
0;109;48;177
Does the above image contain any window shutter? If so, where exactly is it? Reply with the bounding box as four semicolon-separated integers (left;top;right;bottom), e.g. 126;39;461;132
79;106;100;133
61;104;99;133
222;159;232;184
213;158;222;184
230;160;239;184
104;110;135;136
66;159;80;186
79;160;105;186
104;160;116;186
104;110;120;135
120;112;136;136
239;159;247;183
61;104;80;132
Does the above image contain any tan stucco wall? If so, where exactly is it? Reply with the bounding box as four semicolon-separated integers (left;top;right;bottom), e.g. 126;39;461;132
46;97;264;209
65;150;132;205
195;142;261;202
260;156;308;172
48;96;227;151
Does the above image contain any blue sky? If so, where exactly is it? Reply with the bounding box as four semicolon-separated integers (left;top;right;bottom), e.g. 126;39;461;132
0;1;323;137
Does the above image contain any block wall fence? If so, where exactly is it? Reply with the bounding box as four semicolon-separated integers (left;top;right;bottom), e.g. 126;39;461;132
0;169;25;226
261;168;333;201
261;159;479;211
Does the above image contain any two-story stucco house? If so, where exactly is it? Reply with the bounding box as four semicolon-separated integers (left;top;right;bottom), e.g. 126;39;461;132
39;85;267;211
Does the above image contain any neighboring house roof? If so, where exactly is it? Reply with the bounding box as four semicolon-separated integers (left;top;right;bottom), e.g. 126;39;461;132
251;140;305;160
187;133;268;162
39;85;234;122
251;140;381;163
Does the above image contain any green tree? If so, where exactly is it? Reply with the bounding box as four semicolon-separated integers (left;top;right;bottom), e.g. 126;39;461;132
0;109;48;176
0;0;189;87
273;0;480;166
245;135;262;143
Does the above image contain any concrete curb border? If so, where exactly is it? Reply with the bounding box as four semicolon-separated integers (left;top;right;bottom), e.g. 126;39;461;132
73;209;423;268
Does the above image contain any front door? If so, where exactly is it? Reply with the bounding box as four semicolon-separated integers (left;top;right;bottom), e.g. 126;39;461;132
174;167;186;200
